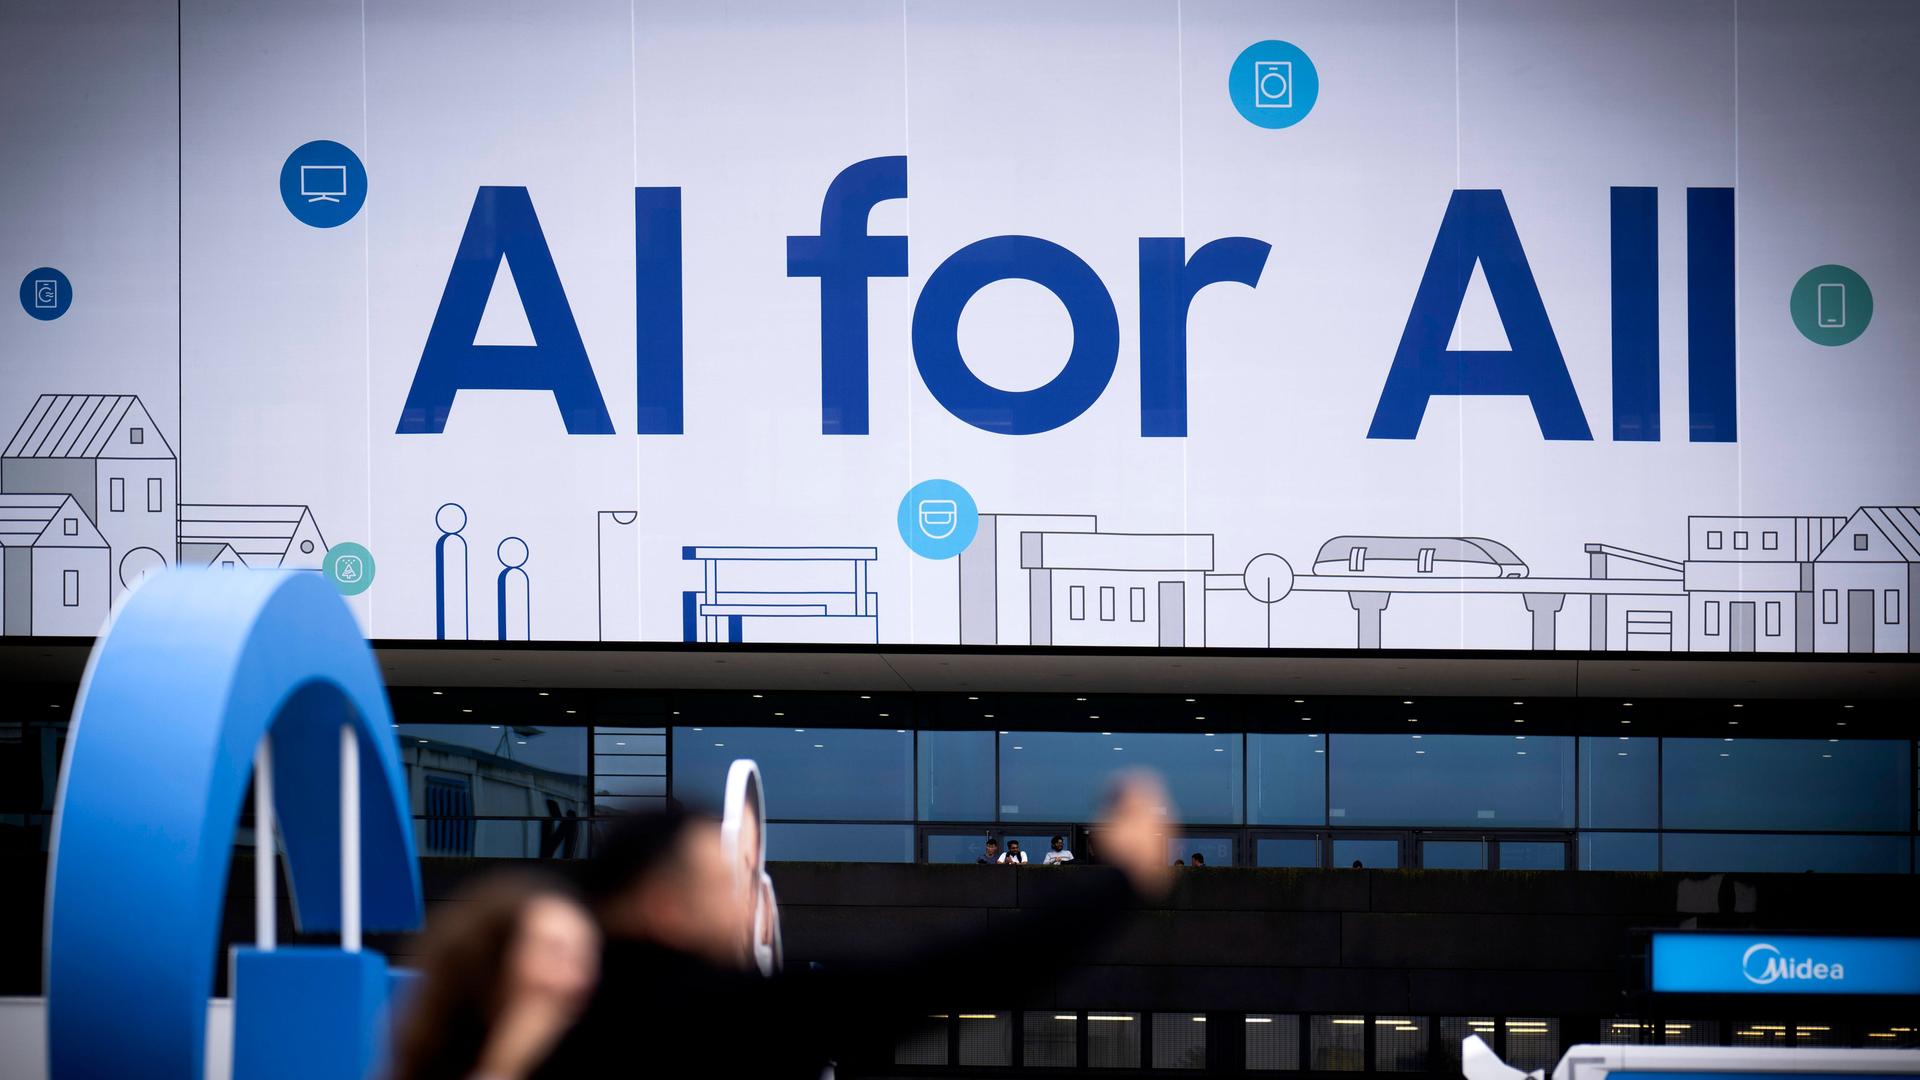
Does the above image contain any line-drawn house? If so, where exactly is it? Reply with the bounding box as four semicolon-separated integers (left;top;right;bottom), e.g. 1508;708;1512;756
1812;507;1920;654
1021;530;1214;647
177;504;328;570
958;514;1099;645
0;494;110;636
1682;515;1845;652
1582;544;1686;651
1;394;176;600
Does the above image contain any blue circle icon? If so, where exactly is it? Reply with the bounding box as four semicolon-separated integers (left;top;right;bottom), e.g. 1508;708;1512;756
1229;40;1320;129
897;479;979;561
279;140;367;228
322;541;376;595
19;267;72;321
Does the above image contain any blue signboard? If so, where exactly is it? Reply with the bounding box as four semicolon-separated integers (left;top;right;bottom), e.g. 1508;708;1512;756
1650;933;1920;996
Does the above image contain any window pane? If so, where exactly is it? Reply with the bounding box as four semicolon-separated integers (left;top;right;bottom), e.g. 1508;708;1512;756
1333;838;1399;869
1505;1018;1560;1072
918;729;995;821
767;823;913;863
1661;832;1910;874
1422;840;1486;869
1256;836;1319;868
1310;1015;1365;1071
1663;739;1908;831
1579;832;1659;871
1087;1013;1140;1068
1580;736;1658;828
410;817;585;859
957;1013;1011;1066
1499;841;1566;870
1376;1016;1428;1072
895;1016;947;1065
1170;835;1234;867
927;832;1000;864
673;727;912;820
1439;1018;1496;1073
1001;732;1242;824
1660;1021;1719;1046
592;733;664;755
1245;1015;1300;1071
1250;734;1325;825
1329;734;1574;828
397;724;588;819
1152;1014;1207;1069
1024;1012;1077;1068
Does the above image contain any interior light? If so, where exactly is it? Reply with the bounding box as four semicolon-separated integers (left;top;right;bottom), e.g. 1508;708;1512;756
774;711;785;717
1292;699;1304;704
752;693;762;698
461;708;472;714
1402;700;1413;705
431;691;442;695
565;709;576;715
813;743;824;749
968;696;978;700
860;695;870;699
537;691;548;696
1088;1015;1134;1022
984;713;995;718
1213;747;1225;752
1246;1017;1273;1024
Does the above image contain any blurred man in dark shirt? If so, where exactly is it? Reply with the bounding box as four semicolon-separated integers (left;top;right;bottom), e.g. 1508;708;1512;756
536;774;1172;1079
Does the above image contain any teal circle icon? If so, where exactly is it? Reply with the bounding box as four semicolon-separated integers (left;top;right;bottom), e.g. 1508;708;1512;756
322;542;375;595
279;140;367;228
1229;40;1320;129
19;267;72;320
1791;264;1872;346
897;479;978;560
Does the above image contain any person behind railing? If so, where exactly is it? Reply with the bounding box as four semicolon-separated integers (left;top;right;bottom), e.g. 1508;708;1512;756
392;870;600;1080
998;838;1029;865
1042;834;1075;865
535;772;1175;1080
975;837;1001;864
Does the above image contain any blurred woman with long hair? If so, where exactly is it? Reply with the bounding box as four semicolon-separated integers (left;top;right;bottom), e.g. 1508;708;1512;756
392;871;599;1080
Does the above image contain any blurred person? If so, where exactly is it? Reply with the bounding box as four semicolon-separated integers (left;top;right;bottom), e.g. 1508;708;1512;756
393;871;600;1080
976;837;1001;864
1189;851;1206;868
999;838;1028;865
1042;835;1074;865
1173;858;1186;867
537;773;1174;1079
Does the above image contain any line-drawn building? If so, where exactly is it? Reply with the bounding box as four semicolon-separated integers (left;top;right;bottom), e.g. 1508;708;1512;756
1582;544;1686;651
177;504;329;570
958;514;1098;645
1;394;176;601
957;514;1213;647
1681;515;1845;652
0;494;110;635
1812;506;1920;654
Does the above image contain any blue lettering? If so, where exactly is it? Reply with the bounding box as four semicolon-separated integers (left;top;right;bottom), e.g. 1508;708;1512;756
1686;187;1736;442
398;186;614;435
635;187;685;434
912;235;1119;436
786;156;909;435
1610;186;1660;441
1369;190;1593;441
1138;236;1271;437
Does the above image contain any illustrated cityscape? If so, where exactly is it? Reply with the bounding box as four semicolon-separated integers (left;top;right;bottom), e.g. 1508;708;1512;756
6;392;1914;654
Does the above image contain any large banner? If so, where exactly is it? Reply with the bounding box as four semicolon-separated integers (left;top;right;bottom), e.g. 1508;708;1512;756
4;0;1917;652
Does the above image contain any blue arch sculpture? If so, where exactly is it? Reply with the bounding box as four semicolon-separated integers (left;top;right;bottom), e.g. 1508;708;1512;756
46;569;423;1079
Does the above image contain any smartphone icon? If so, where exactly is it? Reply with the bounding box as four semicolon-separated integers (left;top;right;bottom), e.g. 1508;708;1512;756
1817;282;1846;329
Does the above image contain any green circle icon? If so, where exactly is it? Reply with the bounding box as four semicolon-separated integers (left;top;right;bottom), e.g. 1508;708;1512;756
1791;264;1872;346
322;542;375;595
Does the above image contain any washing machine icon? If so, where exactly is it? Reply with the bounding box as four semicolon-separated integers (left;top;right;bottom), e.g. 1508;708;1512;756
917;499;959;540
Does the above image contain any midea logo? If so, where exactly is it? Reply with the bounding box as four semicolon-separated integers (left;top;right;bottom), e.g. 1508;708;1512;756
1743;942;1846;986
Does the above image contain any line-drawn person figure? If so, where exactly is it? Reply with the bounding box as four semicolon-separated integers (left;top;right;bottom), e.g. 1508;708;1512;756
497;536;531;640
435;503;470;640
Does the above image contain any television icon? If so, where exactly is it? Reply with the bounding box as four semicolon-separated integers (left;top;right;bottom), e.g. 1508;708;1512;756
299;164;348;204
917;499;958;541
1253;60;1292;109
1817;282;1846;329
